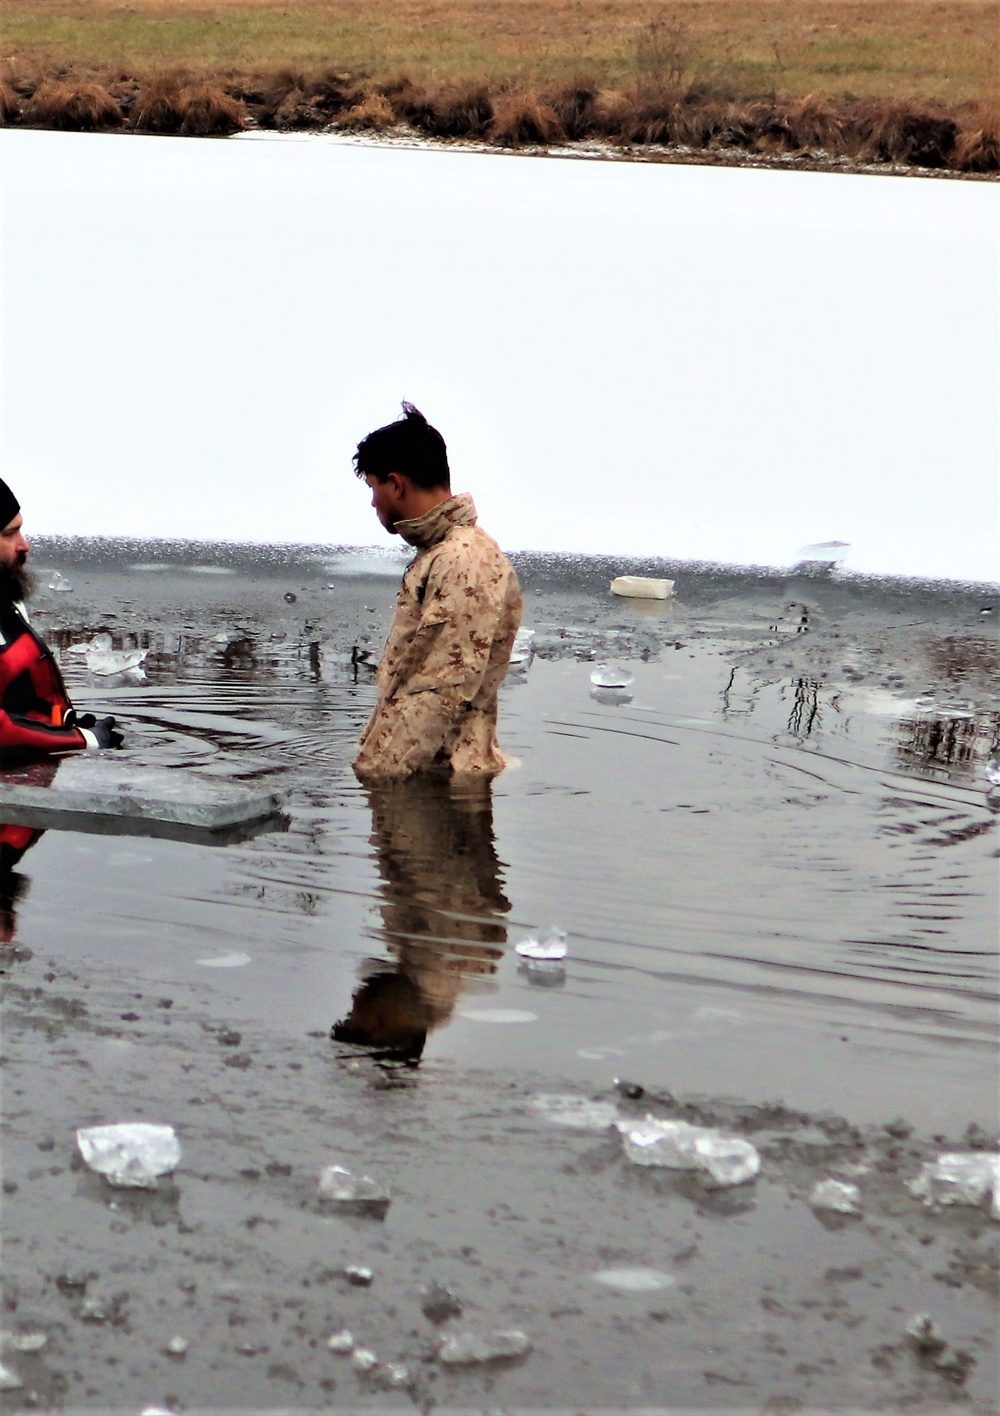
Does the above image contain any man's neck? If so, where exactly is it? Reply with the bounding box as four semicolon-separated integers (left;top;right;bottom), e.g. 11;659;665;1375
396;486;452;524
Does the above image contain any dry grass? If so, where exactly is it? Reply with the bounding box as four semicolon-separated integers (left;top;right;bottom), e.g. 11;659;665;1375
3;0;996;107
1;0;996;170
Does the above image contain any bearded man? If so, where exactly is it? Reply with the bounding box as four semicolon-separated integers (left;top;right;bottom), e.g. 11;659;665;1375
0;476;121;762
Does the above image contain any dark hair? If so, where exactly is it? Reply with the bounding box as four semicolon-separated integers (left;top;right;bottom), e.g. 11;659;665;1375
353;402;450;490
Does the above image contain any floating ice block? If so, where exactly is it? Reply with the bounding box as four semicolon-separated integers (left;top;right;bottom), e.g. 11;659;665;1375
0;755;286;844
610;575;674;600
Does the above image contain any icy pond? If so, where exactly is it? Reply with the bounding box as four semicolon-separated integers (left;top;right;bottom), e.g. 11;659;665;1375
1;129;998;580
0;546;997;1410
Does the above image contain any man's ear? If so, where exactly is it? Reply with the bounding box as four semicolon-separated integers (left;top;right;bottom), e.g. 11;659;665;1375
385;472;408;501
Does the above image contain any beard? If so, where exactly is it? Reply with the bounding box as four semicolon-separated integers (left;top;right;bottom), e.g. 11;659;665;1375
0;560;36;605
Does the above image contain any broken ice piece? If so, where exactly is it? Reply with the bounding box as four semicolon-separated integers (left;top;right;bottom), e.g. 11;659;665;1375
420;1282;462;1324
163;1336;188;1357
615;1116;760;1186
610;575;674;600
0;1333;46;1354
327;1330;354;1354
986;759;1000;788
529;1094;620;1131
908;1152;1000;1211
383;1362;410;1388
47;571;73;594
508;627;535;666
515;926;567;961
438;1329;531;1365
317;1165;390;1210
76;1122;181;1189
809;1178;862;1215
589;664;635;689
343;1265;373;1286
351;1347;378;1373
86;646;148;677
906;1313;947;1356
0;1362;23;1392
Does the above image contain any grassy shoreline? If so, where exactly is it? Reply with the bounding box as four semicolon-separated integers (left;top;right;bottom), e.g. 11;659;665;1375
2;0;997;173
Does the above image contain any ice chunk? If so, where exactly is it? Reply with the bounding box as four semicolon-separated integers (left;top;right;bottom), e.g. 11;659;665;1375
0;1333;46;1354
76;1122;181;1189
163;1336;188;1356
438;1329;531;1365
515;926;567;961
47;570;73;593
327;1330;354;1354
351;1347;378;1373
590;664;635;689
610;575;674;600
508;628;536;666
530;1094;620;1131
797;540;851;568
987;759;1000;789
420;1282;462;1324
616;1115;760;1186
344;1265;373;1286
0;755;285;838
383;1362;411;1388
86;647;148;678
810;1179;862;1215
592;1267;675;1292
317;1164;390;1211
0;1363;23;1392
906;1313;947;1355
909;1152;1000;1211
195;952;252;968
458;1008;537;1024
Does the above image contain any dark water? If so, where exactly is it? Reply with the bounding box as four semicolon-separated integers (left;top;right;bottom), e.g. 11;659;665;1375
7;545;997;1129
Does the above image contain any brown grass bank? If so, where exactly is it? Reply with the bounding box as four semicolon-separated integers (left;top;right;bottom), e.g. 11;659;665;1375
1;0;997;174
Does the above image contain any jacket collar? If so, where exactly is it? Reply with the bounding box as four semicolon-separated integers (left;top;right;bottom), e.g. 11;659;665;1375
395;493;477;549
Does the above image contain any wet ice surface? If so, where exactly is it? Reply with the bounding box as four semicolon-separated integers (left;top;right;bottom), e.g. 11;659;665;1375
0;543;998;1410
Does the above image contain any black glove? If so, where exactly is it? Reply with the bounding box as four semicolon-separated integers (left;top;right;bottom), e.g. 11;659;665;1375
87;716;124;750
63;710;96;731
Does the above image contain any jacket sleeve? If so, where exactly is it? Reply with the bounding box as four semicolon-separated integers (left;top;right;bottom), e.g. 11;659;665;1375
0;709;88;762
353;549;507;779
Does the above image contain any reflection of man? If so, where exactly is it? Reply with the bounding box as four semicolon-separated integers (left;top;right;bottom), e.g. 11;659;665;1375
332;776;510;1063
351;404;522;779
0;477;121;761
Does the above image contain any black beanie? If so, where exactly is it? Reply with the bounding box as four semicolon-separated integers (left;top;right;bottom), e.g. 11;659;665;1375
0;478;19;531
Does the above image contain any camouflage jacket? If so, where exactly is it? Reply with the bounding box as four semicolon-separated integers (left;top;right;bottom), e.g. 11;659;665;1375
353;494;522;779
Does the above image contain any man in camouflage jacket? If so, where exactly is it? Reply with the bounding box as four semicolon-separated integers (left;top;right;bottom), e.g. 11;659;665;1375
352;405;522;779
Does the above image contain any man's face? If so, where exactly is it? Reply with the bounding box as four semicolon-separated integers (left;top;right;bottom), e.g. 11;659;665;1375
0;514;29;572
0;514;33;602
365;473;405;534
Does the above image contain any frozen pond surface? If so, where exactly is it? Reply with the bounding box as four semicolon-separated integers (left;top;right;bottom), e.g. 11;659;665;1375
1;547;997;1408
1;130;998;581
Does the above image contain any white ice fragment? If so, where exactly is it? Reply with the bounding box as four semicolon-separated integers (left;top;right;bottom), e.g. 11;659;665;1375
351;1347;378;1373
344;1265;373;1286
195;951;252;968
163;1336;188;1356
458;1008;538;1025
986;758;1000;789
515;926;567;961
383;1362;411;1387
47;571;74;594
529;1094;620;1131
615;1115;760;1186
86;647;148;677
508;627;536;666
590;664;635;689
0;1362;23;1392
438;1329;531;1365
3;1334;46;1354
317;1164;390;1206
327;1330;354;1354
810;1178;862;1215
76;1122;181;1189
592;1267;675;1293
797;540;851;567
905;1313;947;1355
610;575;674;600
909;1152;1000;1211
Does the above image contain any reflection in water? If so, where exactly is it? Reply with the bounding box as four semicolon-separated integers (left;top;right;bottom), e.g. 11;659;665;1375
896;711;1000;778
786;678;821;738
333;777;509;1065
